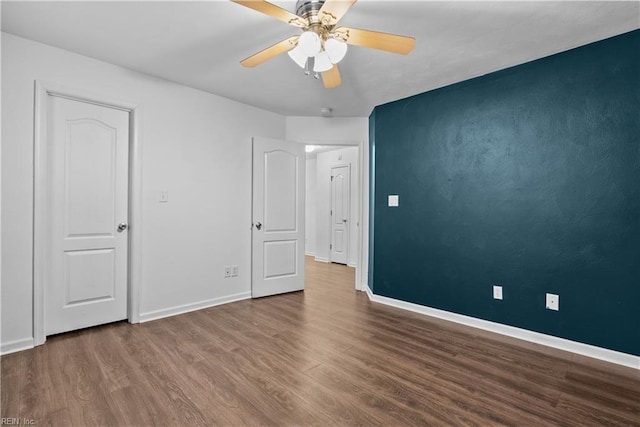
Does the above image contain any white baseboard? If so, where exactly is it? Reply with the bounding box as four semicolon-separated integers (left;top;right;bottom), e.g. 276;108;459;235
139;292;251;323
305;251;316;257
347;262;357;268
364;285;639;370
314;257;329;263
1;337;35;355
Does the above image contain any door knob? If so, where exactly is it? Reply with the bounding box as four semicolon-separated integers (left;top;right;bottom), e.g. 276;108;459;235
117;223;128;232
255;222;262;230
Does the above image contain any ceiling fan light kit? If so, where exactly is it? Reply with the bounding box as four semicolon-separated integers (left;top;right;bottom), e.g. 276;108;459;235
288;32;348;72
288;45;308;68
313;51;333;72
232;0;415;89
325;38;348;64
298;30;322;57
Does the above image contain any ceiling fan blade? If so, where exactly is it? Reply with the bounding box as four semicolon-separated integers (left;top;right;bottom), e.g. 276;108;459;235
334;27;415;55
322;65;342;89
232;0;307;28
240;36;299;68
317;0;357;26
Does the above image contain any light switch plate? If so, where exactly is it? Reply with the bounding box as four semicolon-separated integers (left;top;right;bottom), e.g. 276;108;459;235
546;293;559;311
388;195;399;207
493;285;503;300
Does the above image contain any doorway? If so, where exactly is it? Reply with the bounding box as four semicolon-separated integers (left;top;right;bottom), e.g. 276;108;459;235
304;144;361;288
33;82;142;346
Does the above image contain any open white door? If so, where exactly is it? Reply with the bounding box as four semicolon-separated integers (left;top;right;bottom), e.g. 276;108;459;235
252;137;305;298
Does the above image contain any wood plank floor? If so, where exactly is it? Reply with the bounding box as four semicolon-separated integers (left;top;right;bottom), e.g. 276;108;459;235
2;257;639;426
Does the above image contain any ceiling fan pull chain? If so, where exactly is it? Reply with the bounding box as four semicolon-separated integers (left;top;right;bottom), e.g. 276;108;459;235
304;58;311;76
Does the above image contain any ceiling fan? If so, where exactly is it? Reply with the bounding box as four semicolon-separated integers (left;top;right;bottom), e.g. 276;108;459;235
231;0;415;88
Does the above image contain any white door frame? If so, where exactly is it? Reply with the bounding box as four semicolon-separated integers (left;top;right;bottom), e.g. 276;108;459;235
356;139;366;291
33;81;143;346
329;163;351;265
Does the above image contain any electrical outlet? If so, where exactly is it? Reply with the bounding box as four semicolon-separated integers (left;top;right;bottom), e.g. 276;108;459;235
159;190;169;203
231;265;239;277
493;285;503;300
224;266;232;278
546;293;559;311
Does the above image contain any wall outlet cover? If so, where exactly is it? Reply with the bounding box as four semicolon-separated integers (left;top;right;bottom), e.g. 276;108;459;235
388;195;399;207
493;285;503;300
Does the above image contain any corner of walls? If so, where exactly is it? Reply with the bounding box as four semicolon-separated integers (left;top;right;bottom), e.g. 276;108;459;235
367;109;376;291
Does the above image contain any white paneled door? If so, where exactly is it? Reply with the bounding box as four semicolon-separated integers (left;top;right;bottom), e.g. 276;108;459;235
46;96;130;335
330;165;350;265
252;137;305;298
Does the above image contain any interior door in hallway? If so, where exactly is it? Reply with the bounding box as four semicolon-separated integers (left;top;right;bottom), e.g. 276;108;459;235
46;95;130;335
330;165;350;265
252;137;306;298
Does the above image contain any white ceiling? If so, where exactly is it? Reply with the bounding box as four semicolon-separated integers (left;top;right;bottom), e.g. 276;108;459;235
2;1;638;117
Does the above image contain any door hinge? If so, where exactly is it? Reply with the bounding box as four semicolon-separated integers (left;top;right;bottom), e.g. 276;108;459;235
330;209;332;215
331;176;334;181
330;244;332;250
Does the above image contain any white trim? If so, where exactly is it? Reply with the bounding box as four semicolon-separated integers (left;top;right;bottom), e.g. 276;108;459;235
139;292;251;323
347;262;357;268
1;338;35;355
314;256;329;263
364;285;639;370
356;139;365;291
33;81;142;345
33;81;48;346
364;284;374;299
305;251;316;257
128;105;143;324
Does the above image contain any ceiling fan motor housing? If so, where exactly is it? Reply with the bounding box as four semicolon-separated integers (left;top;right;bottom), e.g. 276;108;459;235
295;0;326;20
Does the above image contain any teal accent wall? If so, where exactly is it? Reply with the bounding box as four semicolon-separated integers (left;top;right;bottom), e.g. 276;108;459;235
369;30;640;356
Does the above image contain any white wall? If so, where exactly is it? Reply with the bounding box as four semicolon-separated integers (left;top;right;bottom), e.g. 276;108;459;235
305;157;317;256
0;29;4;350
316;147;359;266
286;116;368;144
1;33;285;352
